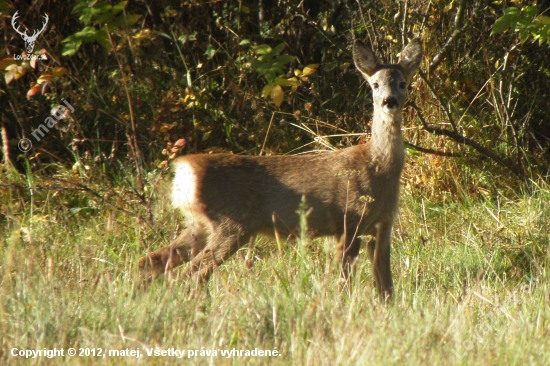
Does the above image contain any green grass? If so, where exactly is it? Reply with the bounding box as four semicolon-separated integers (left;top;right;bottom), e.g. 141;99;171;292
1;169;549;365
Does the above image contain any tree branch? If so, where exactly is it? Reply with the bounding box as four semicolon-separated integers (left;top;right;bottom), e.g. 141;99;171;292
404;141;462;157
408;101;524;178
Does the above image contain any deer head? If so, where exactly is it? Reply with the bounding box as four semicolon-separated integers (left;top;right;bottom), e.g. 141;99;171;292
11;11;49;53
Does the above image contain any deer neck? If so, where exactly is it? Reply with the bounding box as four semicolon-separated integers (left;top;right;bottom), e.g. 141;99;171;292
370;109;405;172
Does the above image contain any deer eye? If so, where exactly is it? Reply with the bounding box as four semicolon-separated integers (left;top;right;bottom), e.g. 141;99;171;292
399;82;406;89
372;82;379;89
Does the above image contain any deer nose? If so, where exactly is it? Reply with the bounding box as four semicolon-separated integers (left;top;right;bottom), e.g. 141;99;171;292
382;96;398;109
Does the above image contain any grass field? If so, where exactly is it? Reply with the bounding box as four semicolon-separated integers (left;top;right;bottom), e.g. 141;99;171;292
1;165;549;365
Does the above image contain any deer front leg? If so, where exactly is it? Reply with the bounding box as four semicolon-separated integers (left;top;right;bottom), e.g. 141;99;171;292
138;225;208;278
366;223;394;300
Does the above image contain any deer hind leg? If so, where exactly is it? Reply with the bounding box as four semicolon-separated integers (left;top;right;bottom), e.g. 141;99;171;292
338;231;363;280
189;223;253;282
138;223;208;278
366;223;394;300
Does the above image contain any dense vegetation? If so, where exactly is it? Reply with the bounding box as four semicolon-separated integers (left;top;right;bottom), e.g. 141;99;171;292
1;0;549;364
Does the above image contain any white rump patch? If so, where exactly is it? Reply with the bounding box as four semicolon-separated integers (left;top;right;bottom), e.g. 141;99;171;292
172;161;196;210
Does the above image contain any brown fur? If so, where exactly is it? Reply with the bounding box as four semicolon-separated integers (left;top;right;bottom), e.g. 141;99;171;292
138;38;422;299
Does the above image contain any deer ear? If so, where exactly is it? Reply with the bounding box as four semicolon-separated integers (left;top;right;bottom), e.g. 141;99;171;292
353;40;379;78
399;38;422;75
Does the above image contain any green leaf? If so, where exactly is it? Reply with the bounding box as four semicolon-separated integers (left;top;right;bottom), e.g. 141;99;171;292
274;55;296;65
61;26;112;55
258;54;274;63
94;9;117;24
78;8;94;25
94;29;112;49
251;44;272;55
179;32;197;44
225;122;232;139
61;40;82;56
112;1;128;15
63;26;100;43
523;6;538;18
503;7;519;16
72;1;91;15
519;29;529;44
272;43;285;56
491;14;521;35
204;44;218;60
89;2;114;18
107;14;142;28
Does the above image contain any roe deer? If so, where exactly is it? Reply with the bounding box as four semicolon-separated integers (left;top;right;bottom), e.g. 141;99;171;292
139;38;422;299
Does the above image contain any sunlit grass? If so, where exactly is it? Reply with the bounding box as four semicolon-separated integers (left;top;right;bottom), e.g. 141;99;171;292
1;168;549;365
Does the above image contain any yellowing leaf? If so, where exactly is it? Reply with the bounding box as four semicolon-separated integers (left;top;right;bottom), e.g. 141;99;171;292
534;15;550;25
5;64;27;84
165;8;178;17
294;69;302;77
52;67;67;77
0;58;16;70
443;0;454;12
301;64;320;77
159;124;173;133
4;70;15;85
339;62;351;71
31;214;47;223
261;83;276;99
30;57;39;69
270;85;284;107
27;84;42;99
15;66;27;79
277;77;299;87
37;74;54;84
133;29;152;40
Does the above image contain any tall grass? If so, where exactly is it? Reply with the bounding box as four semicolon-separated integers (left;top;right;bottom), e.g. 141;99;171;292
1;165;549;365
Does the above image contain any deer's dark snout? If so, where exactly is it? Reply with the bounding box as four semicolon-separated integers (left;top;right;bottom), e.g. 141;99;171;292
382;96;399;109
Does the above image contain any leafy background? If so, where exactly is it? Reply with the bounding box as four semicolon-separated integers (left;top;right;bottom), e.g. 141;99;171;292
1;0;549;182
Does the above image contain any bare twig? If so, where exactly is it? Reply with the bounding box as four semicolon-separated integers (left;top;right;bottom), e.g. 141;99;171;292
428;0;467;74
285;1;351;57
418;71;458;133
105;24;144;192
260;112;276;156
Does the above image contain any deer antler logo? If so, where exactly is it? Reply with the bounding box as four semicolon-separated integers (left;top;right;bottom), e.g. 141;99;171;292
11;11;49;53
